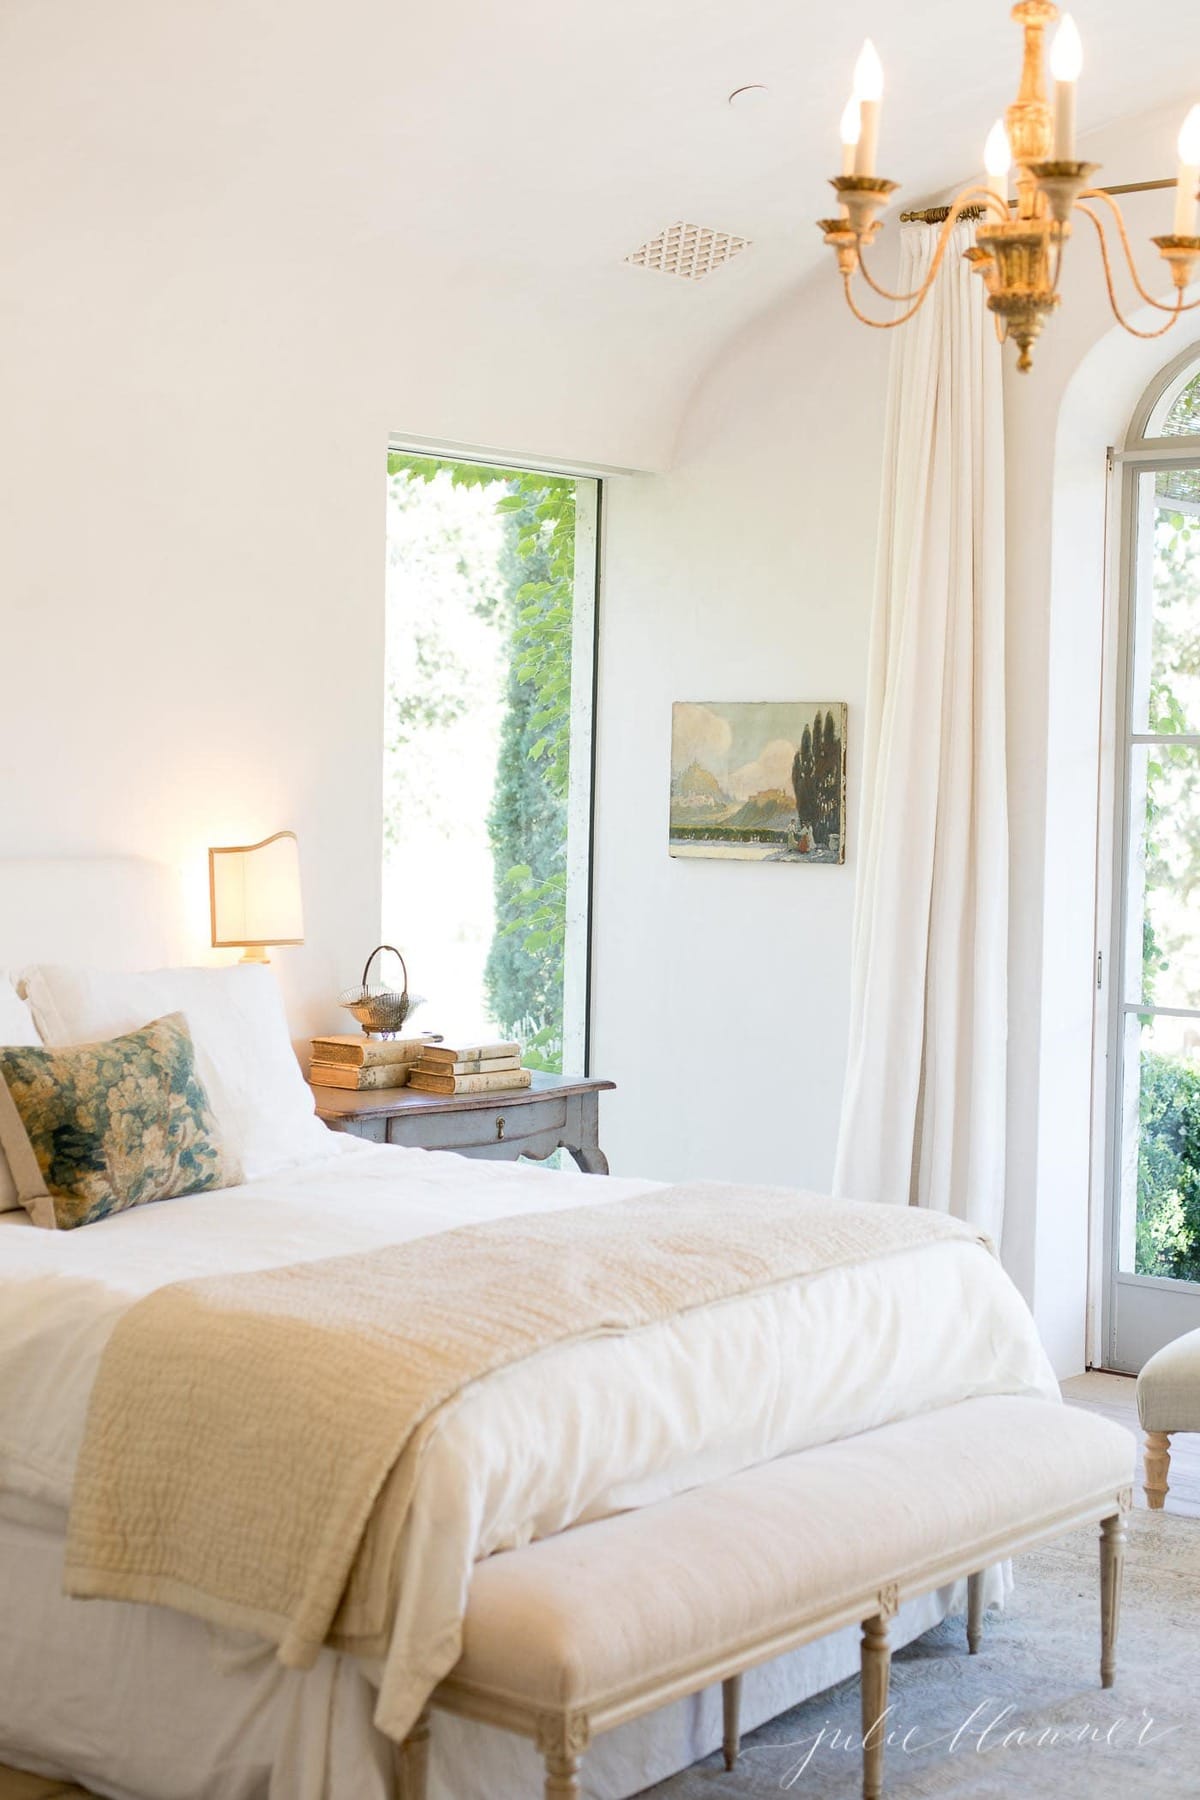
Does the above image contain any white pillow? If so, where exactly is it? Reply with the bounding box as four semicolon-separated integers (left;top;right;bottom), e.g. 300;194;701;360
23;964;330;1183
0;973;42;1212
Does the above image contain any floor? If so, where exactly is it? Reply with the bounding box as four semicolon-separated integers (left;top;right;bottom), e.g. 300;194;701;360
0;1373;1187;1800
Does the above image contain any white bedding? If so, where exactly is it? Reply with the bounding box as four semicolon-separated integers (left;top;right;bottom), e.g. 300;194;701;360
0;1140;1057;1789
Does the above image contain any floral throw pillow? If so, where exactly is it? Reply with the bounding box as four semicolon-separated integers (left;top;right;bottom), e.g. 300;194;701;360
0;1011;242;1230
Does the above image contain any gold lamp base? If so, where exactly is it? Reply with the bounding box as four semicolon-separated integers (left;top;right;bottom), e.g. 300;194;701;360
238;946;272;965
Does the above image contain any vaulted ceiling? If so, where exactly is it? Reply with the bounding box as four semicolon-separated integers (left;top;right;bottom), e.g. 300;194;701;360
2;0;1193;467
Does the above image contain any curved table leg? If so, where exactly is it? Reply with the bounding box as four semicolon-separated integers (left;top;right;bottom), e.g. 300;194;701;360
568;1144;610;1175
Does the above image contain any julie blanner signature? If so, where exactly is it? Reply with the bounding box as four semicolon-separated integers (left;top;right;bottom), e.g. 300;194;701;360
769;1701;1181;1787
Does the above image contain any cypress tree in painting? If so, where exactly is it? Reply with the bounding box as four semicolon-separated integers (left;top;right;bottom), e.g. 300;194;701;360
792;708;841;843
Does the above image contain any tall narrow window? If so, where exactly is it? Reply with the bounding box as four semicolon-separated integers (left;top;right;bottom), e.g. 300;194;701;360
1108;356;1200;1369
382;452;598;1074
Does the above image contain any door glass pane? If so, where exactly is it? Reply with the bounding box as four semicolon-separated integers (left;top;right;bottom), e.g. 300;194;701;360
1119;1012;1200;1279
1129;469;1200;734
1125;742;1200;1009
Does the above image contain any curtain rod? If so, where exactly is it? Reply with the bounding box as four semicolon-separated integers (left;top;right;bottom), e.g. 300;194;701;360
900;177;1174;225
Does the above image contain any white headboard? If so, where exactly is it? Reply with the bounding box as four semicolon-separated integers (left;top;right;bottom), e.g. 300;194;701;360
0;857;185;972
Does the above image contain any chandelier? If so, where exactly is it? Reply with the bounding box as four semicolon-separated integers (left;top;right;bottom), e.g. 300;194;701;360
819;0;1200;371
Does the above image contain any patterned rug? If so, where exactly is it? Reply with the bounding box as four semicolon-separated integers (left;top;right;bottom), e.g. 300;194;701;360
642;1509;1199;1799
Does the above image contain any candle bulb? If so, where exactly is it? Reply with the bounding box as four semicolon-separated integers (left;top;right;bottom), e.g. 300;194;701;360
840;96;862;177
1051;15;1083;160
1175;105;1200;237
984;120;1012;212
853;39;884;178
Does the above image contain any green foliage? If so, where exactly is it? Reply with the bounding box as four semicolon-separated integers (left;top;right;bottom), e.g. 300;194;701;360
1137;1052;1200;1282
387;452;576;1071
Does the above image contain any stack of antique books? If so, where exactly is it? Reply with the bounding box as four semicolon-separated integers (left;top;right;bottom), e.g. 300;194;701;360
308;1034;429;1091
407;1039;531;1096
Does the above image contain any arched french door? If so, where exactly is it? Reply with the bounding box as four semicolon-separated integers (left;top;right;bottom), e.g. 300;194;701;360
1105;345;1200;1371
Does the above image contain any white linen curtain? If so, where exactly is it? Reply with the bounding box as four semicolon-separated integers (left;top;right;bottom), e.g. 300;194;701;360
833;220;1007;1237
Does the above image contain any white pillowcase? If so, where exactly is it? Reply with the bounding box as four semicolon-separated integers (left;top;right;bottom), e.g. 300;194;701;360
0;973;42;1212
23;964;330;1183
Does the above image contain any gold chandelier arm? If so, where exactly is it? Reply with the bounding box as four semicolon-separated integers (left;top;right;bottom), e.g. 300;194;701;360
1077;203;1188;337
841;272;930;330
854;187;1009;305
1080;188;1200;314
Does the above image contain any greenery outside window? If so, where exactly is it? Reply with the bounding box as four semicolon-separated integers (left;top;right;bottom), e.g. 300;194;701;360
382;451;599;1074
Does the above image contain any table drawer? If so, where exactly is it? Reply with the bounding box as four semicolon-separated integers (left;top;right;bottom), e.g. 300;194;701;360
386;1096;569;1153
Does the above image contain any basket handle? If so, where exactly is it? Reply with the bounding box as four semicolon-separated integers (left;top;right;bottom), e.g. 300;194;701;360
361;944;408;999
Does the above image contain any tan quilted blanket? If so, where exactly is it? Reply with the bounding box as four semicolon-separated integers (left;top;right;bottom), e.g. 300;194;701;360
64;1183;981;1675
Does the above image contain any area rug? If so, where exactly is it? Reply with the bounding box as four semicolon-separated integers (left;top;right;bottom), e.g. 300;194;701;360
642;1510;1199;1799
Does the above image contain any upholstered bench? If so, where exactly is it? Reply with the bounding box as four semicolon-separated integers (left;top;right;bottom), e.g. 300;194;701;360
398;1396;1134;1800
1137;1327;1200;1508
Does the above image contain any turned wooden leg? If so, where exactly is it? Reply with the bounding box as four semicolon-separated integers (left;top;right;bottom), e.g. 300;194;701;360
398;1706;431;1800
1144;1430;1171;1509
1100;1512;1126;1690
861;1614;891;1800
966;1570;985;1655
722;1672;743;1770
544;1751;582;1800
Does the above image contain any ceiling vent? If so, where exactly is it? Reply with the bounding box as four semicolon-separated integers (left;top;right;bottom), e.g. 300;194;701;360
624;222;751;282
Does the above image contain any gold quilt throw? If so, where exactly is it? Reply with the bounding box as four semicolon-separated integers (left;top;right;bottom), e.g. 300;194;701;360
64;1185;983;1668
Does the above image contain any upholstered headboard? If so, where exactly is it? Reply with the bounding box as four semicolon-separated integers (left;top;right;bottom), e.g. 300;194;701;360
0;858;184;971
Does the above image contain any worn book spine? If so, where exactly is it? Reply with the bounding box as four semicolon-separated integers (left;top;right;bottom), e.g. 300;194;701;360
408;1067;533;1096
414;1053;521;1077
420;1040;521;1067
309;1036;427;1069
308;1062;413;1091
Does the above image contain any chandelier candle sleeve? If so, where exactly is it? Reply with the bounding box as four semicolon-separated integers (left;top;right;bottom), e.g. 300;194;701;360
984;121;1012;209
840;97;862;176
1175;107;1200;238
852;40;883;178
1050;15;1082;160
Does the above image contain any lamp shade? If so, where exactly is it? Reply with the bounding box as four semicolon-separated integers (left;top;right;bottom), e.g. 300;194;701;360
209;831;304;955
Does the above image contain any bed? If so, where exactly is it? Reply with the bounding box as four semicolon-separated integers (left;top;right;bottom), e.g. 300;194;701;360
0;858;1059;1800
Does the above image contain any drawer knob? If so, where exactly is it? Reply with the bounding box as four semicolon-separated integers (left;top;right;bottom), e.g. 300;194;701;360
495;1114;507;1142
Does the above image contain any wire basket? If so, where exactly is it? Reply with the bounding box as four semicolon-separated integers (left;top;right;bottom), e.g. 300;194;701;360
337;945;420;1036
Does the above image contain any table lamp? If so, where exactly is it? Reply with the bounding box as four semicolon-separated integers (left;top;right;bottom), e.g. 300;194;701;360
208;830;304;964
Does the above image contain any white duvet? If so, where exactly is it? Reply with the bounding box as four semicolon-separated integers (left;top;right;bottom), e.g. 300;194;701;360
0;1139;1058;1747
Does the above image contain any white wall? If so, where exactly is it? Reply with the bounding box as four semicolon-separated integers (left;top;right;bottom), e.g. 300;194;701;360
589;273;889;1187
0;245;388;1041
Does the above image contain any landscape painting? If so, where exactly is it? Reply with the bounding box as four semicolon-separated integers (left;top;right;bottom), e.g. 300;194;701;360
670;701;847;863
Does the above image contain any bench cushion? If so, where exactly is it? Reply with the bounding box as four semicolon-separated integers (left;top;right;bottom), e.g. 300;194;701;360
453;1397;1133;1716
1137;1327;1200;1432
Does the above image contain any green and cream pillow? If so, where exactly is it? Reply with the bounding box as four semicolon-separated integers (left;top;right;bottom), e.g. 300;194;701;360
0;1011;241;1230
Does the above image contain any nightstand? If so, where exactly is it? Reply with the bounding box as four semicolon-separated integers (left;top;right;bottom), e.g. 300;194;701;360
309;1071;614;1173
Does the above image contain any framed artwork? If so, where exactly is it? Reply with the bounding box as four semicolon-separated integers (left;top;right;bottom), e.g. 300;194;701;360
669;701;847;864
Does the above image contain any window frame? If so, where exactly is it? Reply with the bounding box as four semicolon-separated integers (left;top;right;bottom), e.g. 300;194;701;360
383;437;606;1076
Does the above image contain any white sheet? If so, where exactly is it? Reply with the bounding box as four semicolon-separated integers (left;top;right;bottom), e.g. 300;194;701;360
0;1142;1056;1765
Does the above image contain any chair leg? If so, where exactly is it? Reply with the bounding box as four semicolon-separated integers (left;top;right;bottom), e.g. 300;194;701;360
861;1613;891;1800
722;1672;743;1770
398;1706;431;1800
1100;1512;1126;1690
1144;1431;1171;1509
966;1570;985;1655
544;1752;582;1800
